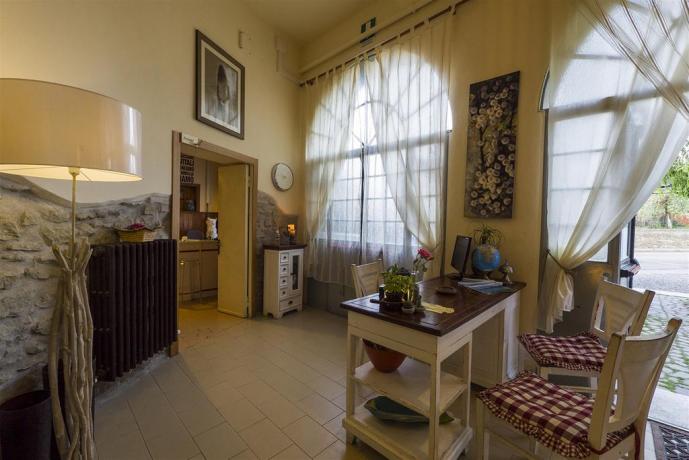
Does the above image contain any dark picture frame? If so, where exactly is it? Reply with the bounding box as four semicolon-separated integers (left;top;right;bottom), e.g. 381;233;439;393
196;30;245;139
464;71;520;218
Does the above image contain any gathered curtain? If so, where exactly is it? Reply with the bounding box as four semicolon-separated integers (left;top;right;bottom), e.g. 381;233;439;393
304;16;452;286
540;0;689;332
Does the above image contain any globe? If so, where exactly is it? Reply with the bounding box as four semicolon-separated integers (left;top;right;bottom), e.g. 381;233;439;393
472;244;501;274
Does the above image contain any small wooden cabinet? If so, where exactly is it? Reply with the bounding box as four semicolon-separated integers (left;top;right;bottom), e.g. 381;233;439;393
263;244;306;318
179;240;219;302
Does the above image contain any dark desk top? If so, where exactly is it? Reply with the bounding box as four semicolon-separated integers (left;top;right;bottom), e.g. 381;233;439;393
340;276;525;337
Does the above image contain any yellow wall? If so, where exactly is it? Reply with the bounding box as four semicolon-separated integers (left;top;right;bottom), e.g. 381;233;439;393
0;0;304;216
302;0;551;332
446;0;550;332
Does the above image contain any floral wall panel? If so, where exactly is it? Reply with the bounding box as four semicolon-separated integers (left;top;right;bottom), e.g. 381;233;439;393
464;71;520;218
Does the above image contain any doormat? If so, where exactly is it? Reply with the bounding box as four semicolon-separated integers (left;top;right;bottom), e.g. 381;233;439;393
651;420;689;460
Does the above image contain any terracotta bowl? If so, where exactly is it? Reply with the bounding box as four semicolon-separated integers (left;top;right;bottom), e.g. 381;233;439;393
363;340;406;373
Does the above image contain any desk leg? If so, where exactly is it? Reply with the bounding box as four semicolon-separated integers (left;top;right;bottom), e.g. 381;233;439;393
429;359;440;459
345;328;357;444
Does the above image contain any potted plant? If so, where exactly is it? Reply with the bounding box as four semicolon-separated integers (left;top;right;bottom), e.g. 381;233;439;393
412;247;434;282
471;224;503;278
382;265;415;304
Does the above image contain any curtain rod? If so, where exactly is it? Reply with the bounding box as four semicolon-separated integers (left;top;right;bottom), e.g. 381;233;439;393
299;0;470;87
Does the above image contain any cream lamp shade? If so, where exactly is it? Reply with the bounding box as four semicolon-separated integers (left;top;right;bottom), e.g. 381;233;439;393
0;78;142;181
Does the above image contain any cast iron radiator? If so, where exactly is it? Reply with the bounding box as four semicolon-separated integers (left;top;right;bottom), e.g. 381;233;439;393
87;239;177;381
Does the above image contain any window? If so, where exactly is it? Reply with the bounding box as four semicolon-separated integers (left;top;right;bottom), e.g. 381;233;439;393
305;19;453;285
317;65;448;263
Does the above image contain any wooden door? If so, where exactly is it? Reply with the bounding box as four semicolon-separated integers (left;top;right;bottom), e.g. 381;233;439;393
217;164;249;317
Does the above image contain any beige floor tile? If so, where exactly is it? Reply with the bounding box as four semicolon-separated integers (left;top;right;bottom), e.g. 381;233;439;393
165;384;213;414
297;393;343;425
239;419;293;460
232;449;259;459
218;366;261;388
283;416;337;457
204;380;245;407
306;376;345;400
256;395;306;428
145;426;200;460
97;427;152;460
219;398;265;431
95;397;138;441
132;400;188;441
270;444;311;460
322;413;346;443
178;399;224;436
188;455;205;460
237;380;281;406
313;441;379;460
194;422;248;460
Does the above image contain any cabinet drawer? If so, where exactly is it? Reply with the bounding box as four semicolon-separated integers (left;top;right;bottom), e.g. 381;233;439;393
279;276;289;288
279;297;300;311
279;288;290;299
279;253;289;264
279;264;289;275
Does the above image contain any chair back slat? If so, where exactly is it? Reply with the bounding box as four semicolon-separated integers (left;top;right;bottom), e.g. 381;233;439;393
590;281;654;340
588;318;681;450
351;260;383;298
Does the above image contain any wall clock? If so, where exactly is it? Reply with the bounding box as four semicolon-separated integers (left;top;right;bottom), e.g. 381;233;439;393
271;163;294;191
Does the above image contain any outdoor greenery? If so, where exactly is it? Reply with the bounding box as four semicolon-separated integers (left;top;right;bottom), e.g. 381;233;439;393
637;149;689;228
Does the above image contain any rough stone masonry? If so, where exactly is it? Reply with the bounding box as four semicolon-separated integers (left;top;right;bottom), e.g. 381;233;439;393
0;175;170;388
0;173;290;392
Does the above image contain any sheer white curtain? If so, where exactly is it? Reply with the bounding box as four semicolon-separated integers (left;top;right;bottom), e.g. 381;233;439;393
540;0;689;332
304;66;358;283
303;16;452;286
364;17;451;269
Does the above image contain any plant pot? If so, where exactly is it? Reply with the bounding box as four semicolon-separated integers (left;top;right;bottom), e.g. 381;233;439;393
363;340;406;373
384;292;404;303
0;390;52;460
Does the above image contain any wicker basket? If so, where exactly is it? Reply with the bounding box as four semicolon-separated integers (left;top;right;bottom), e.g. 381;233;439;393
117;229;155;243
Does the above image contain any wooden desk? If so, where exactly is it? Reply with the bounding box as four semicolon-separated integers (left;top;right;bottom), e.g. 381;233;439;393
340;276;525;460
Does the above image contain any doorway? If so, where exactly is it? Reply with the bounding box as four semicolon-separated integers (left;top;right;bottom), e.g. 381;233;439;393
632;180;689;430
171;131;258;341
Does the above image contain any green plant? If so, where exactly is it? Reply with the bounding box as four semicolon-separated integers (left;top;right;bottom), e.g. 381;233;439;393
473;224;503;247
382;264;415;296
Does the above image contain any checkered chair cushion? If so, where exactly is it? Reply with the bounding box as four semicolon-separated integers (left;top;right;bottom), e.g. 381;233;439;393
518;332;607;373
478;372;632;459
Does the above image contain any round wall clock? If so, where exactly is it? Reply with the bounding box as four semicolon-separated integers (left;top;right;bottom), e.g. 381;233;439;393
271;163;294;191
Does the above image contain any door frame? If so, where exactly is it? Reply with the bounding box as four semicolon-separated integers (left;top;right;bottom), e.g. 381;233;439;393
171;130;258;317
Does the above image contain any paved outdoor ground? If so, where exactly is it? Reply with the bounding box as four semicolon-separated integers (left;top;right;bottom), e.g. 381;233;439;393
635;251;689;294
641;294;689;395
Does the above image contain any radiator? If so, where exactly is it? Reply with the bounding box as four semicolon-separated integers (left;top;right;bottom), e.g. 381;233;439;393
87;239;177;381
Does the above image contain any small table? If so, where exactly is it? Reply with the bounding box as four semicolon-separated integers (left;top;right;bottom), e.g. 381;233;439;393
340;276;525;460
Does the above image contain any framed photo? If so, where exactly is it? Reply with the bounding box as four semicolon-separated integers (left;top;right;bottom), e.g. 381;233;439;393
196;30;245;139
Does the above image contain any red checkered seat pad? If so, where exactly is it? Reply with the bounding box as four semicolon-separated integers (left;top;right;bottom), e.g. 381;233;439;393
518;332;607;372
478;372;632;459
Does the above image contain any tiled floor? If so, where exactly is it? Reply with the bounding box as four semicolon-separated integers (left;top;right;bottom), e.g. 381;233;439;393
94;301;658;459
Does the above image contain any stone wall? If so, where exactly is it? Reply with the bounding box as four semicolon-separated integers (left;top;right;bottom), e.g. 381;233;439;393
254;190;291;314
0;175;170;390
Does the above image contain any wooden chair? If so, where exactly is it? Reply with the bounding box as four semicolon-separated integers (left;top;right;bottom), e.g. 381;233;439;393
519;280;654;392
476;317;682;459
350;260;383;365
351;259;384;298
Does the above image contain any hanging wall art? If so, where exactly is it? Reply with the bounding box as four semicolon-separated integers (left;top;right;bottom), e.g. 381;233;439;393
464;71;520;218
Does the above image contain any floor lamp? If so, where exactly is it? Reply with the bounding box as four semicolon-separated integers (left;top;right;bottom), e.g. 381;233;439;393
0;79;142;460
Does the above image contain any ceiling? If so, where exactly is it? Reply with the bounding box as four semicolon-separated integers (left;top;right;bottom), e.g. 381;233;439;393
241;0;371;44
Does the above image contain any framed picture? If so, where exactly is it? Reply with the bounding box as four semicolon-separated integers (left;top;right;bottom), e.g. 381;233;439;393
196;30;245;139
464;71;520;218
